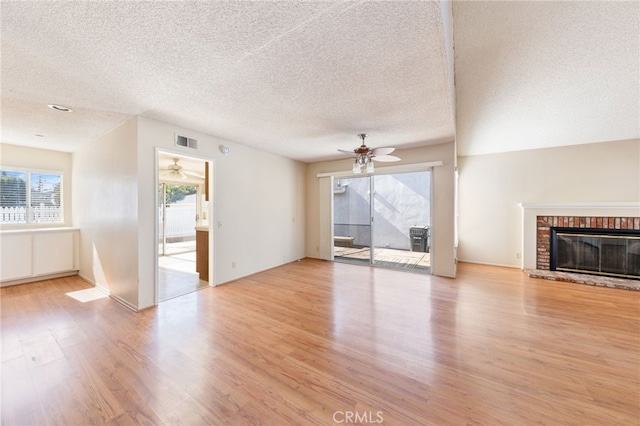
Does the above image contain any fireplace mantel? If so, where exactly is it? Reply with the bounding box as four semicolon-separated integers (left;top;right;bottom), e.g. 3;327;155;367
520;202;640;270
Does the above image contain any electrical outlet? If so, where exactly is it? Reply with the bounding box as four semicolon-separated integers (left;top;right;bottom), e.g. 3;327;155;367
232;261;236;268
516;252;522;259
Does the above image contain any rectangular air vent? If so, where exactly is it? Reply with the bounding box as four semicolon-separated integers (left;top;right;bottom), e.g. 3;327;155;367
175;134;198;150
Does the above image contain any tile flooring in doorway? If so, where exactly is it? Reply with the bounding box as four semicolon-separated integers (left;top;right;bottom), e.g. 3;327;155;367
158;251;209;302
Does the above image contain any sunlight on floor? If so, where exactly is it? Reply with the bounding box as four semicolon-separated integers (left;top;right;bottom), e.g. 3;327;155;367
66;288;108;303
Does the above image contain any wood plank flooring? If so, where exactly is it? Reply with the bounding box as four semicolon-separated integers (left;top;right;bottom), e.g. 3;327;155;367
1;260;638;425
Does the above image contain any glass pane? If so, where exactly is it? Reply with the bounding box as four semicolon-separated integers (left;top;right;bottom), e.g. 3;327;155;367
628;240;640;276
575;236;600;272
557;234;600;272
163;184;197;255
333;176;371;264
30;172;62;223
600;237;627;275
0;170;28;223
373;171;431;272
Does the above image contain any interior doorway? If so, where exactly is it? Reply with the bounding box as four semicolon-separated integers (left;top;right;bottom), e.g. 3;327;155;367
156;151;211;302
333;170;432;272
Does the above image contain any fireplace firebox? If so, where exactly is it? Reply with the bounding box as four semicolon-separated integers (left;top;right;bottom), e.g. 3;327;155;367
550;227;640;280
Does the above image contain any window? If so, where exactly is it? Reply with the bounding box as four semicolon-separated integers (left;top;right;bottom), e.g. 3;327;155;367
0;169;63;224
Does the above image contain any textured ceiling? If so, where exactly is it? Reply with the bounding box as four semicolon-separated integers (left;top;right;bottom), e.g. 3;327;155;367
2;1;637;162
453;1;640;156
1;0;453;162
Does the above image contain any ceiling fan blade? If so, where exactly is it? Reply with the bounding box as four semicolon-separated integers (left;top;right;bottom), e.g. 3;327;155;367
178;170;188;179
338;149;356;156
371;147;395;156
372;155;401;162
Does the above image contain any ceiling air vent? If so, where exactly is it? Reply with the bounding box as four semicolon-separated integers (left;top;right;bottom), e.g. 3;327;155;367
175;134;198;150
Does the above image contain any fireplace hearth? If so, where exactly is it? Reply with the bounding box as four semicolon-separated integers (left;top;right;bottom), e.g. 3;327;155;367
550;227;640;280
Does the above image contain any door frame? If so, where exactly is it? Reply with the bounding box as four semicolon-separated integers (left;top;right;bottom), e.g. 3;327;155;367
319;161;442;269
154;148;215;305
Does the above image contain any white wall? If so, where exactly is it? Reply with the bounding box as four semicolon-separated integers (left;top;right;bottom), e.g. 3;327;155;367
137;117;306;309
457;139;640;267
72;118;140;308
71;116;306;310
0;143;73;227
306;142;456;277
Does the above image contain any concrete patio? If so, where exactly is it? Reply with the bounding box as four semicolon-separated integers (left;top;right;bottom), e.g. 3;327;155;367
334;246;430;272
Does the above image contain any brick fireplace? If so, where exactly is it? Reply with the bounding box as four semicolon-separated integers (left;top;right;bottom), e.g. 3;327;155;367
520;203;640;289
520;203;640;272
536;215;640;270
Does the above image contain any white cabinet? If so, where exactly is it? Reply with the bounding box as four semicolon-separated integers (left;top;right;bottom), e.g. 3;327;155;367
0;228;79;285
34;232;76;276
1;234;33;281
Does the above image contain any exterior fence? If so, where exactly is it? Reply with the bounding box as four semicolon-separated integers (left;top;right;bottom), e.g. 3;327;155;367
159;204;197;240
0;206;62;223
2;205;196;240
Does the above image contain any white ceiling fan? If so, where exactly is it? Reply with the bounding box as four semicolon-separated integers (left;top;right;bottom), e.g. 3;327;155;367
338;134;400;174
160;158;204;180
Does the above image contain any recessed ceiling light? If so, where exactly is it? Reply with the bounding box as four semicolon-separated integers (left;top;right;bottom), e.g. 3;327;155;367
47;104;73;112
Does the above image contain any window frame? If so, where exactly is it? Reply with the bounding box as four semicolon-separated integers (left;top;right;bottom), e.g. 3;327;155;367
0;166;64;227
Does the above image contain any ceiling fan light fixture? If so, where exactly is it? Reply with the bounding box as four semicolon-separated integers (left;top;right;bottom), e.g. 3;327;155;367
340;133;397;175
353;159;361;174
366;159;374;173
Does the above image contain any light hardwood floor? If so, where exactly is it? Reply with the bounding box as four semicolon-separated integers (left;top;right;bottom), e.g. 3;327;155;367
1;260;638;425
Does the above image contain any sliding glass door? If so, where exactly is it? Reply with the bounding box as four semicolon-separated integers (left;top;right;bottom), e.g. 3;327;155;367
333;171;431;272
333;176;373;264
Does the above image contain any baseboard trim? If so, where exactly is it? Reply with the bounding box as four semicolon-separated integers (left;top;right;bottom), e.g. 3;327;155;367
109;293;138;312
457;260;521;269
1;270;79;287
